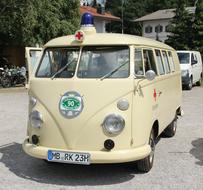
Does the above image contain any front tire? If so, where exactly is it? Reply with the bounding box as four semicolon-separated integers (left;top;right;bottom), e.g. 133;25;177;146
136;129;155;173
1;77;11;88
186;77;193;90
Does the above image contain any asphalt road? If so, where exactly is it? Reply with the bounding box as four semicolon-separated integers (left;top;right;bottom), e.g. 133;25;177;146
0;87;202;190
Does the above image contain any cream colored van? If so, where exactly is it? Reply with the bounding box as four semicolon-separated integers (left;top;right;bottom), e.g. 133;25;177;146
23;13;182;172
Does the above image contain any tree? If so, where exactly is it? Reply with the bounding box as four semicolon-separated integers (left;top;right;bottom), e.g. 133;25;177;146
144;0;177;13
105;0;122;33
0;0;80;46
0;0;38;46
165;0;194;50
144;0;195;13
193;0;203;55
105;0;196;35
106;0;145;35
123;0;146;35
34;0;80;45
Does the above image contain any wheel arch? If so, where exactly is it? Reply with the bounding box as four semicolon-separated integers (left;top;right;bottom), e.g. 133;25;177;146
152;120;159;138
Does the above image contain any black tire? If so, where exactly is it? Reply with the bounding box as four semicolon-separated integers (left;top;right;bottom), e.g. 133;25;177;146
186;77;193;90
196;75;202;86
136;129;155;173
1;77;11;88
163;116;177;138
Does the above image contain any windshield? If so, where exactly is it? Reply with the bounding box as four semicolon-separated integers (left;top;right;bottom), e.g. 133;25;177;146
177;52;190;64
36;48;80;78
77;46;129;78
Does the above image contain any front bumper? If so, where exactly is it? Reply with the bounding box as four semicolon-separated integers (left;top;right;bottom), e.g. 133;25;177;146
22;139;151;164
181;73;190;85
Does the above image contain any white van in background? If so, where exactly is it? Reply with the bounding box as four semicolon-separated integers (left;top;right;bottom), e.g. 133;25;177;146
177;50;202;90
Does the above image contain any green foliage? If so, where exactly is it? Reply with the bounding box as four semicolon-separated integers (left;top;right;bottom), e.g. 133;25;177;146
105;0;196;35
105;0;122;33
165;0;194;50
106;0;145;35
0;0;38;46
0;0;80;46
193;0;203;55
144;0;177;12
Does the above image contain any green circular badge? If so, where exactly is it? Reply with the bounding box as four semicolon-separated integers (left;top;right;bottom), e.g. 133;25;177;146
59;91;84;119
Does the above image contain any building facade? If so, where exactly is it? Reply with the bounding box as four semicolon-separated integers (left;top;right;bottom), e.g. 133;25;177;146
80;6;120;33
134;7;195;42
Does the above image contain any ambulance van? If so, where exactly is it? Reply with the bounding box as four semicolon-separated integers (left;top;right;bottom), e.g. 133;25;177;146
23;13;182;172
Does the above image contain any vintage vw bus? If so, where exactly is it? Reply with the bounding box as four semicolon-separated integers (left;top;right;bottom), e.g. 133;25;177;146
23;13;182;172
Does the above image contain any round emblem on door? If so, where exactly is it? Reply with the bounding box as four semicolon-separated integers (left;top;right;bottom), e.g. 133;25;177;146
59;91;84;119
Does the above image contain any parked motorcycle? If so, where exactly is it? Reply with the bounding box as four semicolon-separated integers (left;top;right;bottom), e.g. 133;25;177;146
1;67;26;88
0;67;4;86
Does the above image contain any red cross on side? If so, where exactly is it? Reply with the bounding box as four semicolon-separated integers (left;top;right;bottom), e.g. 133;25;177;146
75;30;84;42
153;89;157;101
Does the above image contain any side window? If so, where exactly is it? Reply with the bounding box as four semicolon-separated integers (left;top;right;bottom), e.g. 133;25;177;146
143;49;157;74
37;51;51;77
191;53;197;64
168;51;175;72
155;49;165;75
145;25;153;33
134;49;144;75
162;50;170;74
155;25;163;33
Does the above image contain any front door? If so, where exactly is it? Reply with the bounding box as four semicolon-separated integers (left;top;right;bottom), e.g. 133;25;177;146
25;47;42;84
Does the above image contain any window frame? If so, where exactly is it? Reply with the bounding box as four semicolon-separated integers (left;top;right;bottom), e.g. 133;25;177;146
35;47;80;78
145;25;153;34
142;48;158;75
134;48;144;76
77;45;130;79
161;50;171;74
155;49;165;75
155;24;163;33
167;51;175;72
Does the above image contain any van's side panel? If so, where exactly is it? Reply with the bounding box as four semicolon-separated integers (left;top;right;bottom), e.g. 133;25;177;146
132;49;181;144
132;80;155;147
194;52;203;82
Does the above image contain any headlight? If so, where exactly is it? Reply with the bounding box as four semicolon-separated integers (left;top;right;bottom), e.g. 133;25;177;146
102;114;125;135
181;70;189;76
30;110;43;128
30;96;37;108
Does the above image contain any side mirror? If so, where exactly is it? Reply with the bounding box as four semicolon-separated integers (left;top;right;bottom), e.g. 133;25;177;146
191;60;197;65
145;70;156;81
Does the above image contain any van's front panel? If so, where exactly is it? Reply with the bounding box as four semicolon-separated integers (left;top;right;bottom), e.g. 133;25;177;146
23;45;151;163
28;78;133;151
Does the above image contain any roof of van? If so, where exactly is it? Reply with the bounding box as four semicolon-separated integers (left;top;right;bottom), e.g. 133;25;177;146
44;33;174;50
177;50;201;54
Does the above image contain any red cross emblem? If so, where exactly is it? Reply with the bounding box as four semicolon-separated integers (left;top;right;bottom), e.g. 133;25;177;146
75;30;84;42
153;89;157;101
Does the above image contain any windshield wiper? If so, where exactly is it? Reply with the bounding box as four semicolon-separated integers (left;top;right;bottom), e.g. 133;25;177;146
51;59;75;80
100;60;129;80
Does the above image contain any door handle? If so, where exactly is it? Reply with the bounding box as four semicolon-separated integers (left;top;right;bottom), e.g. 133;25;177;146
158;91;162;96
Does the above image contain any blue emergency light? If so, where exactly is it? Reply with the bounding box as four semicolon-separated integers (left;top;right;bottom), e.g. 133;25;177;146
81;12;94;26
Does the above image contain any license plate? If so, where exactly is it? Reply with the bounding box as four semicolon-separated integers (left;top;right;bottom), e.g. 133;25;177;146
47;150;90;165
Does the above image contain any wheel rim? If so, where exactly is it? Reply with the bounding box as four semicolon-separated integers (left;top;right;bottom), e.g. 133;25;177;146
189;78;192;88
2;78;11;88
172;119;177;133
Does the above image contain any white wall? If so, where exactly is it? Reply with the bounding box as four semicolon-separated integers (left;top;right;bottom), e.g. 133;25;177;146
142;19;171;42
94;18;106;33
